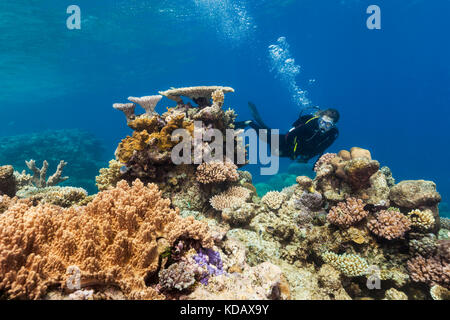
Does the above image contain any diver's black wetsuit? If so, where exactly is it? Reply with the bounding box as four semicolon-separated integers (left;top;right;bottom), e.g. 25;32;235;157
237;112;339;162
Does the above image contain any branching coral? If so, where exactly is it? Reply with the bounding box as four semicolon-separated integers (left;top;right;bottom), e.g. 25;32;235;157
368;209;411;240
327;198;368;228
261;191;286;210
0;180;213;299
209;186;251;211
95;160;123;191
25;159;68;188
407;209;435;231
407;255;449;289
321;252;369;277
196;160;239;184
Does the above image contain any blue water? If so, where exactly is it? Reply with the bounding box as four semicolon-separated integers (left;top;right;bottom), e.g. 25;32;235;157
1;1;449;210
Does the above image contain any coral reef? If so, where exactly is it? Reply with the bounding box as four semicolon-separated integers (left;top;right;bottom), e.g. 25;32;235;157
0;180;213;299
0;129;107;194
2;81;448;301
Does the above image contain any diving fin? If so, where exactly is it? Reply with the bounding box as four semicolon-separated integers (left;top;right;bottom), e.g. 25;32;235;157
248;102;270;130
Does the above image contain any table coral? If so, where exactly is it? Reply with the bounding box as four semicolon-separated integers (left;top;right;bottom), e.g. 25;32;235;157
0;179;212;299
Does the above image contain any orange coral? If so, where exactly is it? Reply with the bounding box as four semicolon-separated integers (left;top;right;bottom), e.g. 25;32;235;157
127;115;162;132
149;114;193;151
0;180;212;299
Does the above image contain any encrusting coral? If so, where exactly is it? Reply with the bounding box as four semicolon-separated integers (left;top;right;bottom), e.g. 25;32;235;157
0;180;213;299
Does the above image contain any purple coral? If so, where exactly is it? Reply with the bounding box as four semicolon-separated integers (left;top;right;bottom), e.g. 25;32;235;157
193;248;225;285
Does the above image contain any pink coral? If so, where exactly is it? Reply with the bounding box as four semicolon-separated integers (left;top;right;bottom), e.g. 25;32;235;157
368;209;411;240
407;255;450;289
195;160;239;184
327;198;368;228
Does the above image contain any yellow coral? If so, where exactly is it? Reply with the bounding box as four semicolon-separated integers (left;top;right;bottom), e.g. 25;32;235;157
407;209;435;231
116;130;151;163
149;114;193;151
96;159;123;191
127;115;161;132
322;251;369;277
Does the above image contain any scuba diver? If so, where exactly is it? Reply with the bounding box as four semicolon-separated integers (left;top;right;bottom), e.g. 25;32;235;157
235;102;339;163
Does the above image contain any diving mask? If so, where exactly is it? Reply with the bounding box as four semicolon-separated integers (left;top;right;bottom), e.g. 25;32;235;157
318;117;334;132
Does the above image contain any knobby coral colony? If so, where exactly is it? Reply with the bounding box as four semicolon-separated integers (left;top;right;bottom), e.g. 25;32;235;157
0;87;449;300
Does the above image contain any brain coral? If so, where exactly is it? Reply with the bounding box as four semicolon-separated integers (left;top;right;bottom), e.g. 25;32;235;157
327;198;368;228
368;209;411;240
195;160;239;184
0;180;212;299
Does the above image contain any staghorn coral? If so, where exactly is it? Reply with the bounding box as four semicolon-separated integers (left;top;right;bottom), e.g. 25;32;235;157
321;252;369;277
25;159;69;188
327;198;368;228
95;159;123;191
0;165;16;197
368;209;411;240
407;209;435;231
314;153;337;172
261;191;286;210
196;160;239;184
0;180;213;299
